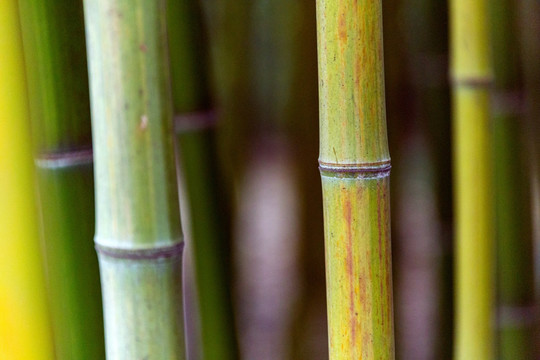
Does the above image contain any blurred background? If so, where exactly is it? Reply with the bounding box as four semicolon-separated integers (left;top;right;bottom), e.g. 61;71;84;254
2;0;539;359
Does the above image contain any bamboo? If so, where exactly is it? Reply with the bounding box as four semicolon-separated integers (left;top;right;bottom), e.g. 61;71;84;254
83;0;186;358
450;0;494;358
0;1;55;358
167;0;238;358
490;1;535;359
519;0;540;254
316;1;394;358
403;0;454;357
199;0;254;183
18;1;105;358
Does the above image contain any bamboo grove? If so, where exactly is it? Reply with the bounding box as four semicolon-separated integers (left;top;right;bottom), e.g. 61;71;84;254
1;0;539;359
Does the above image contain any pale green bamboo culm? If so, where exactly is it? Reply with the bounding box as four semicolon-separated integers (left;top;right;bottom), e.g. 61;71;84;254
451;0;494;358
167;0;239;358
18;1;105;358
316;0;395;358
84;0;186;358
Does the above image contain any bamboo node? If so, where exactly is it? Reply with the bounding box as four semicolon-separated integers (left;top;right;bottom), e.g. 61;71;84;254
491;90;525;116
319;160;391;179
497;304;538;327
35;148;93;169
450;75;493;88
174;109;217;133
95;242;185;260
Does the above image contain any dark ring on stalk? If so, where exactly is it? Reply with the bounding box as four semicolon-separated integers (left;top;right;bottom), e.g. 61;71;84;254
35;148;93;169
95;242;185;260
174;109;217;133
450;75;493;88
319;160;391;178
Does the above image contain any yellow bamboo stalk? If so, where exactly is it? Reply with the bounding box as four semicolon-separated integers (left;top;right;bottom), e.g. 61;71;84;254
450;0;494;358
316;0;394;358
0;1;55;358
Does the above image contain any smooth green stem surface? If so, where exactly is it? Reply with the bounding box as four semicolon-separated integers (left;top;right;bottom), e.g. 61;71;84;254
18;1;104;357
451;0;494;358
99;253;185;359
84;0;186;357
167;0;238;358
36;162;104;359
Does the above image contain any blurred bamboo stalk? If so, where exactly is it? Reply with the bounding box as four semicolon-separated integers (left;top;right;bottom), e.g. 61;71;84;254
316;0;394;358
18;1;104;358
84;0;186;358
403;0;454;357
167;0;238;358
489;1;536;359
451;0;494;358
519;1;540;267
0;1;55;358
200;0;254;185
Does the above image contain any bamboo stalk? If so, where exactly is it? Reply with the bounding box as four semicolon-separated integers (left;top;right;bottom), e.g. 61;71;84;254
450;0;494;358
199;0;254;184
519;0;540;258
403;0;454;357
17;1;104;358
316;1;394;358
167;0;238;358
83;0;186;358
0;1;55;358
490;1;537;358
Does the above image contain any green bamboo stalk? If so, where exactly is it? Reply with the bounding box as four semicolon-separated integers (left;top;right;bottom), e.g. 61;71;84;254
83;0;185;358
450;0;494;358
316;0;394;358
167;0;238;358
489;1;536;359
0;1;55;358
18;1;104;358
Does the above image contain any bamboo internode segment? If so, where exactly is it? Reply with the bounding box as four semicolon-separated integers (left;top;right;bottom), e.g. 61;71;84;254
84;0;183;251
317;0;390;167
99;254;185;358
316;0;394;358
450;0;493;83
451;0;494;358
